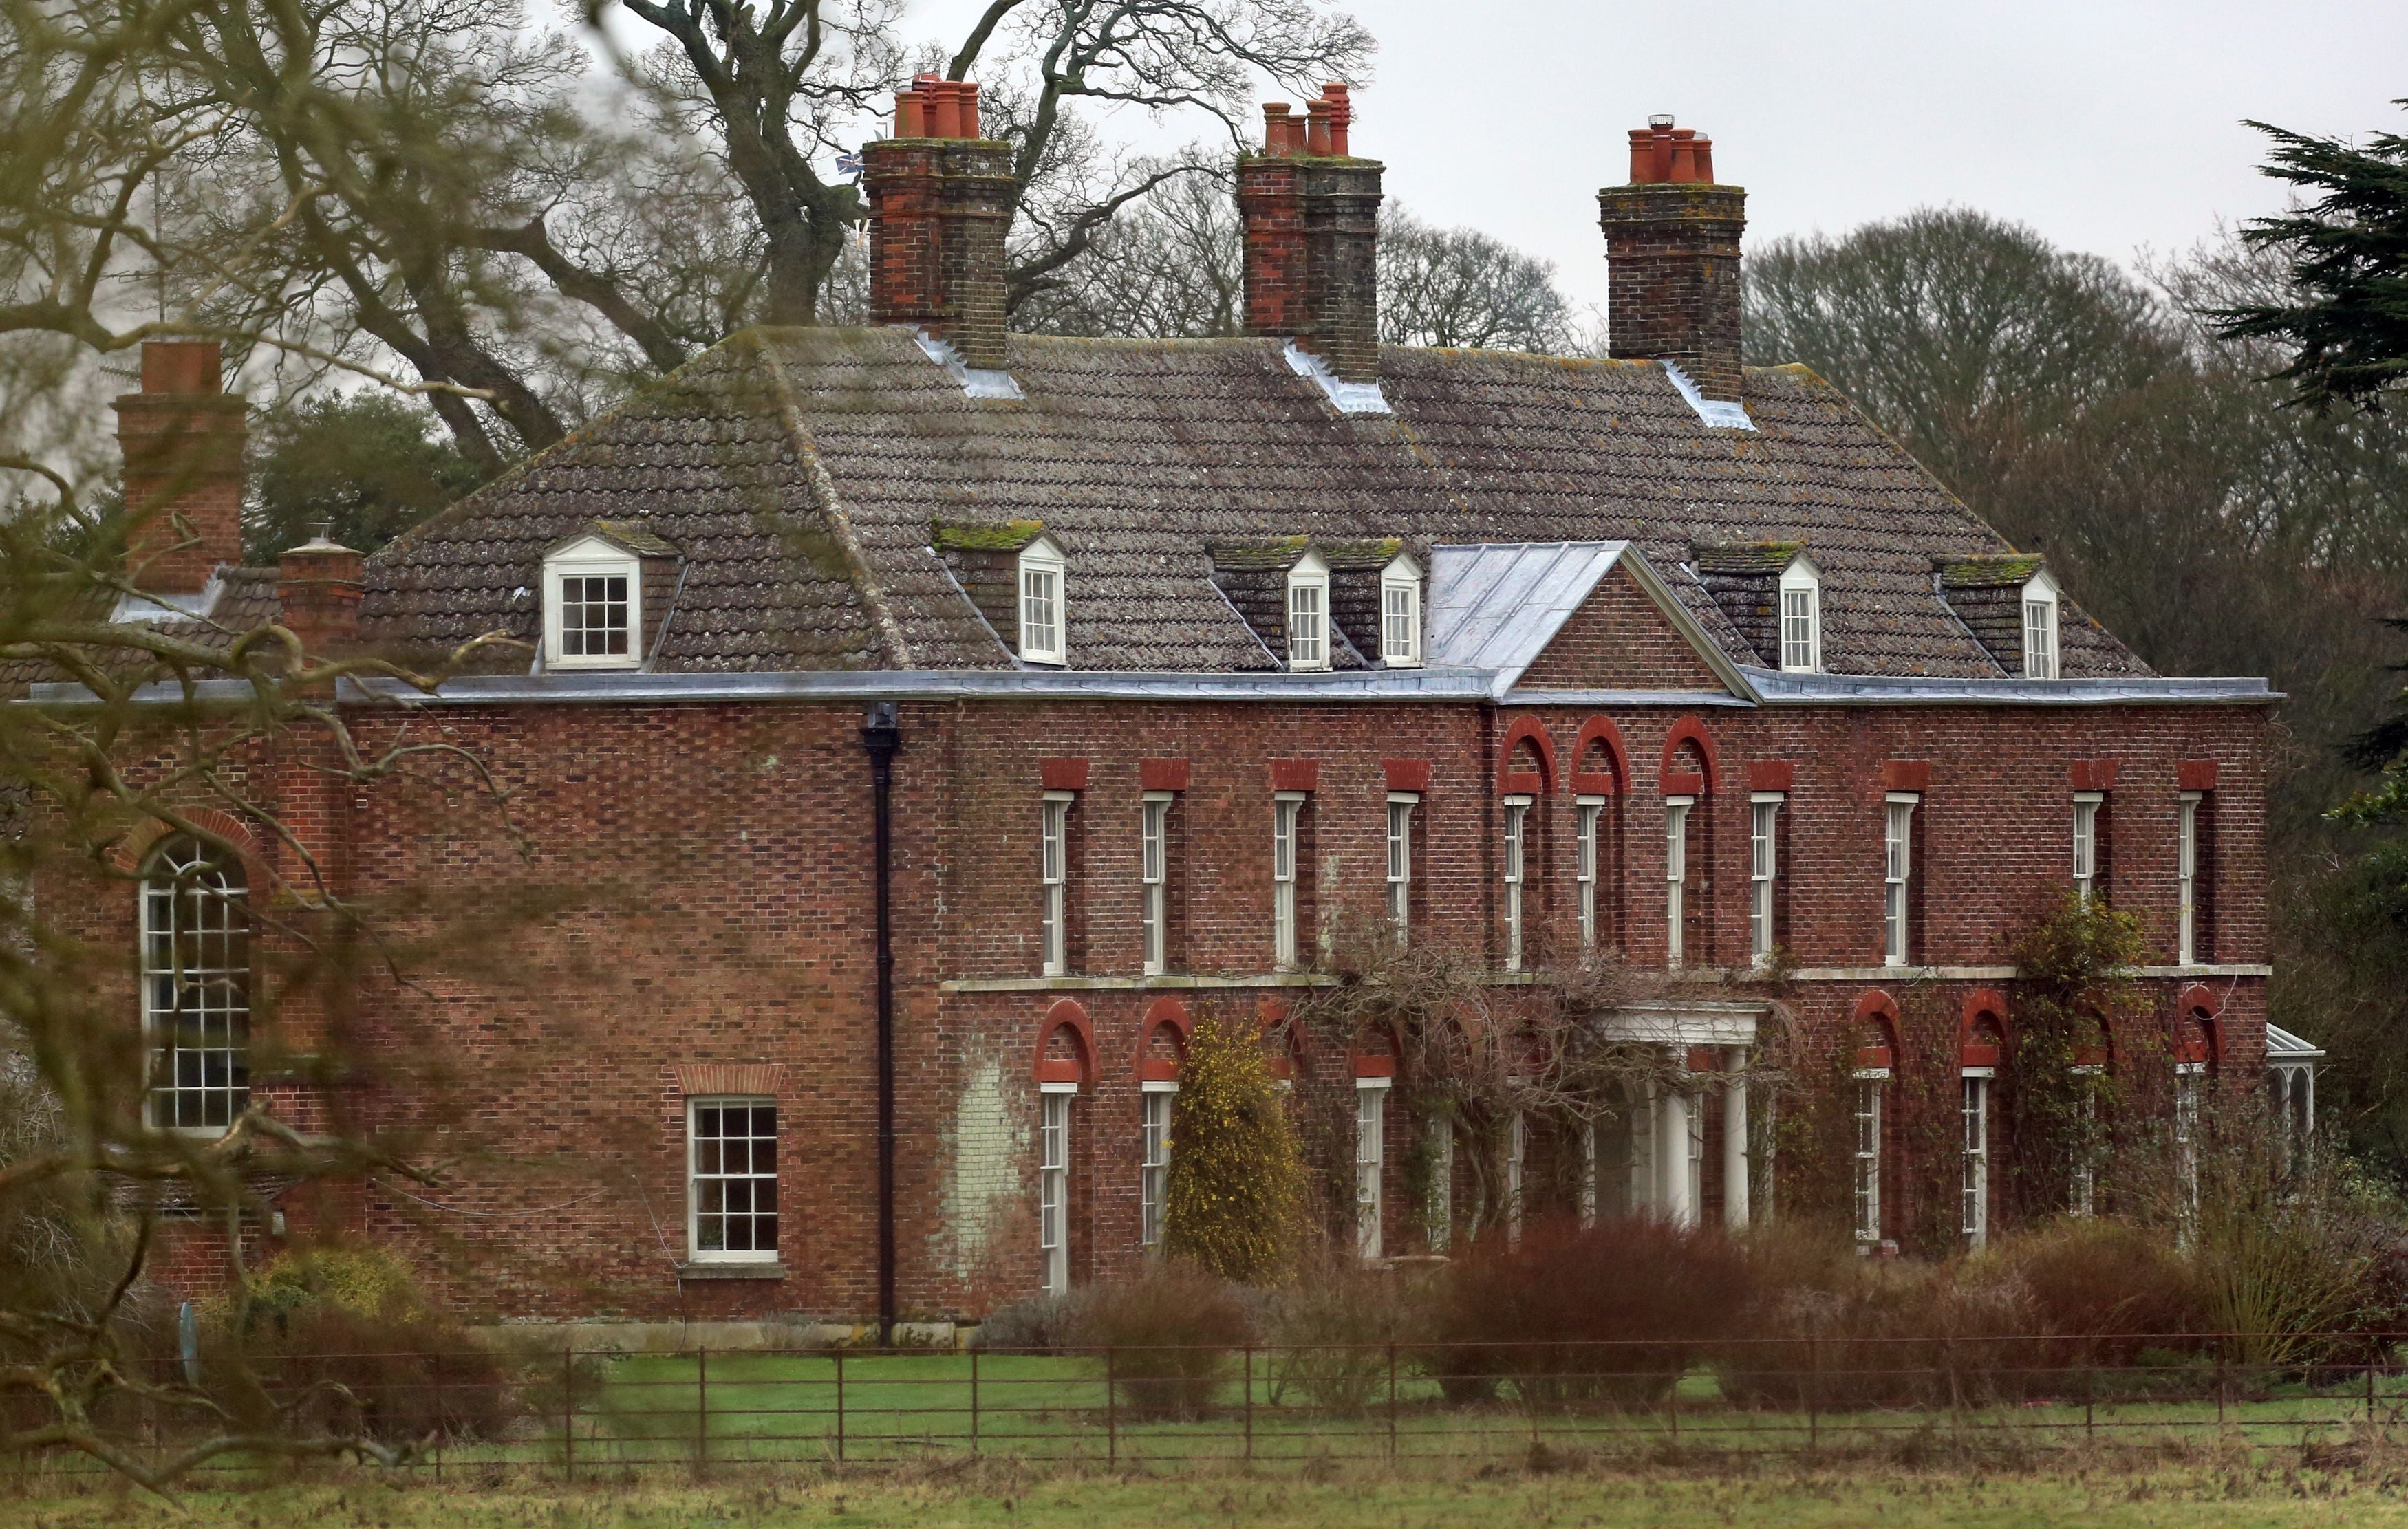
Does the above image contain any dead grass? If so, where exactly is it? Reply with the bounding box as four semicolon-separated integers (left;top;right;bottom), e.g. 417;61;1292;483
16;1440;2408;1529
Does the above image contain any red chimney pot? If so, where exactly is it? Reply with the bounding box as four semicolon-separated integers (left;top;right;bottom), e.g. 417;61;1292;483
959;81;981;138
1323;83;1351;156
1650;120;1675;184
1627;128;1657;184
929;80;963;138
1668;127;1700;184
894;89;924;138
1304;98;1332;155
1694;135;1715;184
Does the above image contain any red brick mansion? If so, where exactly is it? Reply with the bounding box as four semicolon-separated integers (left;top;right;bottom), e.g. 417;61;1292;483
54;85;2305;1330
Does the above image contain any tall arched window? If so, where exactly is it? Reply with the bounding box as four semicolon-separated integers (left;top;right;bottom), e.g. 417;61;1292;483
140;836;250;1131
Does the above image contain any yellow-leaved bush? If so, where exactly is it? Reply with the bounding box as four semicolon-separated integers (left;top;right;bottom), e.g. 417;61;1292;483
1162;1013;1304;1283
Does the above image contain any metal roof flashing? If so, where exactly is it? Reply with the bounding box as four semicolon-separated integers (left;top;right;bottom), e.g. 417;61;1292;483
1283;340;1392;415
912;329;1024;401
1662;363;1756;431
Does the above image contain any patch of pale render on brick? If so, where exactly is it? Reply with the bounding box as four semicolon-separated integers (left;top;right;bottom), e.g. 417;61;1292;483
943;1050;1025;1280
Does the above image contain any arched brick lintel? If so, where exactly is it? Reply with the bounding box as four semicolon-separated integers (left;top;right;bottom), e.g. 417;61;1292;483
1135;997;1192;1081
1570;715;1629;794
1961;988;2010;1067
1659;715;1719;795
1035;998;1097;1087
109;808;266;880
1496;714;1558;794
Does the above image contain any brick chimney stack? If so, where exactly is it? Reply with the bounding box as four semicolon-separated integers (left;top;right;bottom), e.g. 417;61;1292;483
1238;83;1384;384
1598;116;1747;402
276;530;364;656
862;75;1013;369
116;340;247;593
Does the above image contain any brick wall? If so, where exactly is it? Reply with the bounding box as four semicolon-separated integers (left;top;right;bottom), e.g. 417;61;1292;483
1516;566;1726;691
50;684;2273;1320
1595;184;1747;402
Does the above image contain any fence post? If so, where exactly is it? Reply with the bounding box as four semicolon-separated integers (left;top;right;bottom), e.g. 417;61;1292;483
696;1343;709;1477
2370;1344;2380;1427
969;1347;980;1457
562;1343;576;1483
2084;1358;2095;1446
1387;1343;1399;1462
1243;1345;1254;1463
835;1346;847;1464
1668;1345;1680;1446
1105;1345;1118;1471
433;1350;445;1481
1806;1336;1819;1454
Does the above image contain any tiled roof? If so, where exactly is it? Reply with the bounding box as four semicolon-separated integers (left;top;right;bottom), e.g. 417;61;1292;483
356;326;2149;680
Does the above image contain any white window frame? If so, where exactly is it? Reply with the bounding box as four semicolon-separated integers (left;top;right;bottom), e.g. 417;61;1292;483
1749;793;1782;968
1578;1116;1600;1229
1664;796;1692;970
687;1096;779;1264
1960;1070;1992;1247
1386;793;1417;947
1778;553;1822;673
1018;535;1068;666
1853;1069;1888;1247
543;536;642;670
1286;550;1331;671
2070;1062;2103;1216
1575;796;1604;951
1271;792;1304;969
2021;569;2060;680
1505;1109;1527;1245
1040;792;1073;976
1883;793;1917;968
2271;1061;2316;1175
1040;1083;1076;1294
2072;792;2101;903
1139;792;1170;976
1355;1078;1389;1259
1502;794;1531;973
1140;1082;1176;1251
2173;1061;2204;1236
1426;1116;1454;1251
140;836;250;1134
1380;553;1423;668
2178;791;2201;966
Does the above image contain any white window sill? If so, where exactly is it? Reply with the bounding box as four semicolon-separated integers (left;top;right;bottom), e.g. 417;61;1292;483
678;1261;786;1281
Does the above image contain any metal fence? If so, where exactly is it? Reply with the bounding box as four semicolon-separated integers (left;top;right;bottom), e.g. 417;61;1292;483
17;1334;2408;1478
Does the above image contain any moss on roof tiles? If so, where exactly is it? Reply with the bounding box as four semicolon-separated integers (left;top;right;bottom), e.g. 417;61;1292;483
356;324;2150;680
932;519;1046;552
1937;552;2047;587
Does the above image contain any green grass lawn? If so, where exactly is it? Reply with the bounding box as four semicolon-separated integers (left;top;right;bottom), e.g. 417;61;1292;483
520;1349;2407;1469
17;1459;2408;1529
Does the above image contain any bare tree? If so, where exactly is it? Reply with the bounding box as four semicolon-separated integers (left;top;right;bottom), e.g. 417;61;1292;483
601;0;1372;326
1379;204;1577;354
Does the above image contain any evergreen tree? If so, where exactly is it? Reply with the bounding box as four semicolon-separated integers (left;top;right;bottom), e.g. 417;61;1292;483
1161;1015;1303;1283
2215;101;2408;411
245;393;491;561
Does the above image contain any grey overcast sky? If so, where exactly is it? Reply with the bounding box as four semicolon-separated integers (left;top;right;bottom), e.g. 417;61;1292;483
896;0;2408;315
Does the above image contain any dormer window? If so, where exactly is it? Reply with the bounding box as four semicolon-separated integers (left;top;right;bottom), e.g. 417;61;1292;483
544;534;643;670
2022;570;2060;680
1018;535;1067;666
1380;554;1423;668
1778;554;1821;673
1287;551;1331;671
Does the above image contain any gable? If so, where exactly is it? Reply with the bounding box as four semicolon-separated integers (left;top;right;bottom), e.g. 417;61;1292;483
1513;564;1730;693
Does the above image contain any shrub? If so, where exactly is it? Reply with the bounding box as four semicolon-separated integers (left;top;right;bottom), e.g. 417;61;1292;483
201;1243;519;1444
1256;1252;1436;1415
1430;1217;1752;1408
1077;1264;1254;1421
971;1291;1085;1353
1161;1015;1304;1283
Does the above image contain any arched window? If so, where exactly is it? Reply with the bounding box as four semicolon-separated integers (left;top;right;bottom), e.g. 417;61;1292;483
140;836;250;1131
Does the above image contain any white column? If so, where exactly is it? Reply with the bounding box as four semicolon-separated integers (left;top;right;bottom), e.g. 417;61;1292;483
1660;1076;1695;1227
1723;1045;1751;1230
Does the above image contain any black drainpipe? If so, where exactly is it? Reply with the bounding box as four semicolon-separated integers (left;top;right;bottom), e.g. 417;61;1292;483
861;701;901;1346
